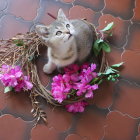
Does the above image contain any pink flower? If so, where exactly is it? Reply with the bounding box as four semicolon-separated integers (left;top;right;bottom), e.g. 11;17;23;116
52;86;67;103
0;64;11;73
23;76;33;90
51;63;99;107
78;63;97;81
90;63;96;71
0;65;33;92
80;62;89;69
80;64;97;84
74;84;98;98
85;84;98;98
74;83;87;96
51;74;69;103
64;64;80;74
51;73;79;103
70;73;79;82
65;101;88;113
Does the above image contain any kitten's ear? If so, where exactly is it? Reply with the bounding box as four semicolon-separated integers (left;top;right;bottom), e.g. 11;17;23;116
57;9;68;21
35;25;49;36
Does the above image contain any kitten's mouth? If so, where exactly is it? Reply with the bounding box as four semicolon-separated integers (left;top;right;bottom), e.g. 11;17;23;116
68;34;72;40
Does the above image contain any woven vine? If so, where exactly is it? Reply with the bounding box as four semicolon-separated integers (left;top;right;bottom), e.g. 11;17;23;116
0;21;110;124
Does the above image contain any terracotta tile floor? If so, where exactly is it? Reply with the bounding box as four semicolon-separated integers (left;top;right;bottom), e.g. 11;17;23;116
0;0;140;140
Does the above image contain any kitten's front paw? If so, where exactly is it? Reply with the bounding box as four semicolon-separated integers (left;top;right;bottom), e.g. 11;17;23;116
43;64;53;74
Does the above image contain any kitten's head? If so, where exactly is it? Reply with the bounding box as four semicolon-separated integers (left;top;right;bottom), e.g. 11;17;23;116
35;9;75;48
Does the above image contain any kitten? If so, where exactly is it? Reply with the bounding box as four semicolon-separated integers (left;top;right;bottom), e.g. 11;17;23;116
35;9;96;74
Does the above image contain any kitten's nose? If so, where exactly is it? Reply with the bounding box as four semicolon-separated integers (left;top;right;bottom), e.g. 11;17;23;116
68;33;72;40
66;31;70;34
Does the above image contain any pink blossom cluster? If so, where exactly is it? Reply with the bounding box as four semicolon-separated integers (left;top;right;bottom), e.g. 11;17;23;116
51;63;99;113
0;64;33;92
65;101;88;113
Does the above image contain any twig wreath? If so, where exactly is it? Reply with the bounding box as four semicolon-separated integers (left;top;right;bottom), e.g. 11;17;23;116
0;15;123;124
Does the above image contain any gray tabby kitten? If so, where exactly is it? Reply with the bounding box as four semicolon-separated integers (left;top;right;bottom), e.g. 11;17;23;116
35;9;96;74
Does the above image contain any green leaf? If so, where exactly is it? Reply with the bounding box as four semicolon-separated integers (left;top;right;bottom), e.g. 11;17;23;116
98;73;102;76
110;67;119;72
97;39;104;44
13;39;24;46
99;67;118;76
4;87;13;93
101;22;114;32
90;78;99;84
98;72;107;76
93;48;100;56
98;79;103;85
109;32;113;36
107;75;117;82
93;40;99;53
111;77;116;82
93;39;100;50
107;75;112;80
101;42;111;53
104;32;113;36
93;39;102;56
116;74;120;77
105;68;115;75
111;62;124;68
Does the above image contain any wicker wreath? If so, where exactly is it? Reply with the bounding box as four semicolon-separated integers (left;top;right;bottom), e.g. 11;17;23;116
0;20;122;124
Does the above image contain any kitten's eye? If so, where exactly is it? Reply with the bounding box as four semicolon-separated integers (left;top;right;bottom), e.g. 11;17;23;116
56;31;62;36
43;32;49;37
66;24;70;28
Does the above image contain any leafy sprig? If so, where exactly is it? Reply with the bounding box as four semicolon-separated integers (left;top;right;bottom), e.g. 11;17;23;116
4;86;13;93
88;62;123;86
101;22;114;32
93;22;114;56
98;62;124;82
13;39;24;46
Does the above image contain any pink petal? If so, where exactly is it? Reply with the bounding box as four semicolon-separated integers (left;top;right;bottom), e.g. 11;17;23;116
91;84;98;90
25;81;33;90
90;63;96;71
65;101;88;113
15;72;22;78
78;106;84;112
85;90;93;98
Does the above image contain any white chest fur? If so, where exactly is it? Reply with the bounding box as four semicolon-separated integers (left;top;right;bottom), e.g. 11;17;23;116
47;42;77;67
